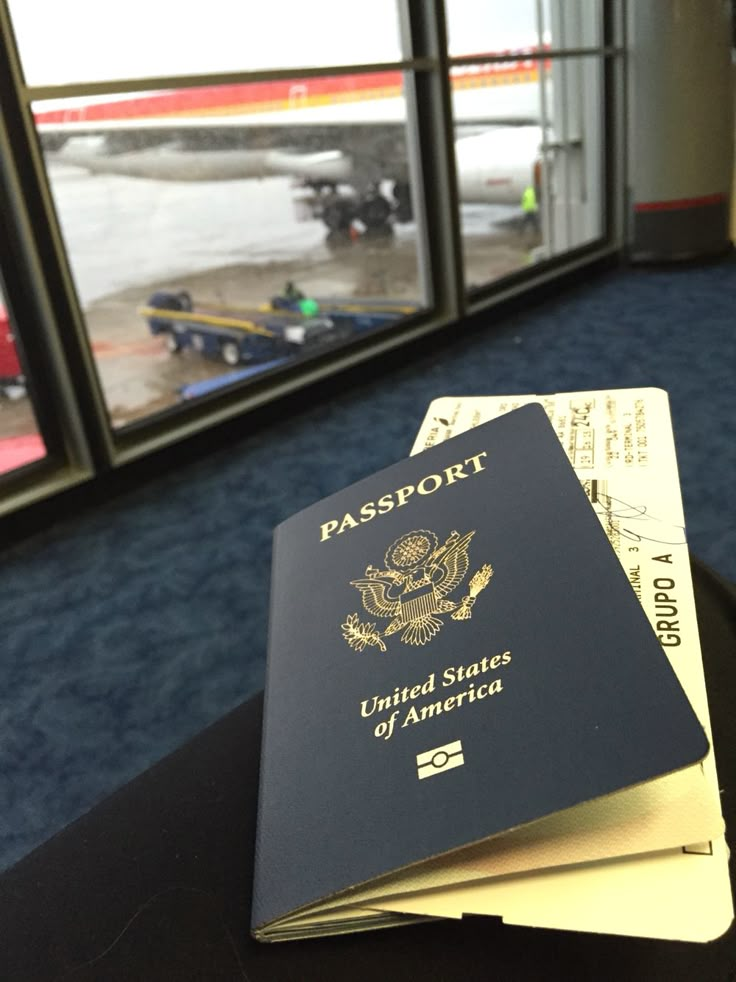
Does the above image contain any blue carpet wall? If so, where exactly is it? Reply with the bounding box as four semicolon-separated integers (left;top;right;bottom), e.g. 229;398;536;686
2;258;735;872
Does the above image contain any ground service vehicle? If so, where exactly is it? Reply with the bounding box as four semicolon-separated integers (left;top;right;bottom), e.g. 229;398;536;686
140;288;418;367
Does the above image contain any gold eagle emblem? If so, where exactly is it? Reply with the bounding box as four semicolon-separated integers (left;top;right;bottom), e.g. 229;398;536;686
342;529;493;652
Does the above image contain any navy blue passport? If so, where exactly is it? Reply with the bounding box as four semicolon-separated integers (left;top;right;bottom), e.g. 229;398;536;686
251;404;708;941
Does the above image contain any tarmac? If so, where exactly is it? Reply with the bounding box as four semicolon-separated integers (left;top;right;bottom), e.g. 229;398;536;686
1;166;536;438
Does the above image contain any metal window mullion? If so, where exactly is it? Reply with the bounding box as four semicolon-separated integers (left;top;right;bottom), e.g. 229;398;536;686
448;46;619;69
0;0;116;472
604;0;628;253
24;58;436;104
12;135;114;470
535;0;555;257
397;0;464;323
0;127;97;497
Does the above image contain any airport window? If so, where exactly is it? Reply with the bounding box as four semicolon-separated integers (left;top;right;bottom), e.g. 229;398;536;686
536;55;604;258
0;279;46;477
0;0;621;510
34;72;427;428
446;1;607;294
452;53;604;291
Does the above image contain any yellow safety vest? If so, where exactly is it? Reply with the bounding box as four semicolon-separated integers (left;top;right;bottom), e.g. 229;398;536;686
522;186;537;213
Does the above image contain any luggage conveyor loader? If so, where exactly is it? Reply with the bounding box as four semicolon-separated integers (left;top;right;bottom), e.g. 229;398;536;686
139;286;420;368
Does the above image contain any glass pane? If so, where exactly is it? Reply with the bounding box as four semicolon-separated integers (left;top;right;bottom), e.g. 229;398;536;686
545;0;603;50
447;0;542;58
0;283;46;476
34;75;427;427
10;0;401;86
446;0;602;58
453;55;604;292
539;56;604;256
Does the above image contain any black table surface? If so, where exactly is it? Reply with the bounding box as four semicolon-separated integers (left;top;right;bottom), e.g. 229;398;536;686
2;558;735;982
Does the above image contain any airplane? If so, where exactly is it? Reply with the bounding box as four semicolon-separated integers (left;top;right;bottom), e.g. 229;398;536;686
34;56;548;233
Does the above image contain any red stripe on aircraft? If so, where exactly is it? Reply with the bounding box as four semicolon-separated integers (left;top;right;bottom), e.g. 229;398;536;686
33;59;541;125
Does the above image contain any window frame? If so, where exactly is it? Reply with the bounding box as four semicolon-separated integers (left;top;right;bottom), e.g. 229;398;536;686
0;0;625;510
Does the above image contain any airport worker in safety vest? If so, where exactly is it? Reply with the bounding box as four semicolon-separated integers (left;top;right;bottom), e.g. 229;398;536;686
521;185;539;233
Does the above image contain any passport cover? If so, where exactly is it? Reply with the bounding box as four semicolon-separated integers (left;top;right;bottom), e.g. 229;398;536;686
251;403;709;941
